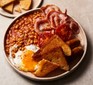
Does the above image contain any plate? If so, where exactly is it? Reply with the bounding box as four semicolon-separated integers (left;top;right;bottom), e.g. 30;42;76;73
4;8;87;81
0;0;42;18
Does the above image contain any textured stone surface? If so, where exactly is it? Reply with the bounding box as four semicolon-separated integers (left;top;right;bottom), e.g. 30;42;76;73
0;0;93;85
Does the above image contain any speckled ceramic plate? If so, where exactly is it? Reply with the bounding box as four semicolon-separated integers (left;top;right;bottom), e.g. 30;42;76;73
0;0;43;18
4;8;87;81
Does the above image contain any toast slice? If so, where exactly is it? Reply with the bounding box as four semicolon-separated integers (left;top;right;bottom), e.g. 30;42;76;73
34;59;58;77
41;47;69;71
19;0;32;10
33;35;71;60
3;2;14;13
15;5;22;13
0;0;14;7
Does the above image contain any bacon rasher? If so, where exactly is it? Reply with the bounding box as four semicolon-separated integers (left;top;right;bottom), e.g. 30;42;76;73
34;5;80;46
41;5;61;14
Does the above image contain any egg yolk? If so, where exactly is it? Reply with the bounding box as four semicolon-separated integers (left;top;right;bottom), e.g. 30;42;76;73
21;50;38;72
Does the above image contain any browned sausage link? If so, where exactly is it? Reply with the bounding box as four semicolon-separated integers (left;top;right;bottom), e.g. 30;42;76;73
72;46;84;56
66;38;80;49
66;46;84;63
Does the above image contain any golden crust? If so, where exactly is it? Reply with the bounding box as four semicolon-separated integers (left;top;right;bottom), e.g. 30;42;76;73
0;0;14;7
33;35;71;60
15;5;22;13
34;59;58;77
19;0;32;10
0;0;32;14
41;47;69;71
3;2;14;13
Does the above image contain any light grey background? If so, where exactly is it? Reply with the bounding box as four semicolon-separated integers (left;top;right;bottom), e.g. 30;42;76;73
0;0;93;85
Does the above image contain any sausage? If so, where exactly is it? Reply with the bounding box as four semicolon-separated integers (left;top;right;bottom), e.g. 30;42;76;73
72;46;84;56
66;46;84;63
66;38;80;49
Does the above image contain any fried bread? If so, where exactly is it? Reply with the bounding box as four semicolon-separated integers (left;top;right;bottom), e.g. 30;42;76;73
15;5;22;13
41;47;69;71
3;2;14;13
34;59;59;77
33;35;71;60
19;0;32;10
0;0;14;7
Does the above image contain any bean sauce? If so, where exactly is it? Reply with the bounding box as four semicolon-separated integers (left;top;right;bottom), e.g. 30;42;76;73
5;10;44;55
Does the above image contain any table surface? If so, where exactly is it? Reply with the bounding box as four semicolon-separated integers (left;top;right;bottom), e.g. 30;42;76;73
0;0;93;85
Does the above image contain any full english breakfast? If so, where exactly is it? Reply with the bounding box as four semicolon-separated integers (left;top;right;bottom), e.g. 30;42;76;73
4;5;84;77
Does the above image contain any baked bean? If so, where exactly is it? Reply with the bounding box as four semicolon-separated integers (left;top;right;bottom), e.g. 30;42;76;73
5;10;44;55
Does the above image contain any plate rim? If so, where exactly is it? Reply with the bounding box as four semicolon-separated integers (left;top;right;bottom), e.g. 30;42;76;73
0;0;43;18
3;8;87;81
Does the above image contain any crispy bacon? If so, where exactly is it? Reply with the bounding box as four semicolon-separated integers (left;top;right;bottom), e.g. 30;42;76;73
56;24;73;41
46;11;67;28
34;18;53;34
65;17;80;34
38;31;54;47
69;20;80;34
34;5;80;46
41;5;61;14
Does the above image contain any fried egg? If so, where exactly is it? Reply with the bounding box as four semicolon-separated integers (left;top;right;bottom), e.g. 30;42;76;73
20;50;38;72
9;44;39;72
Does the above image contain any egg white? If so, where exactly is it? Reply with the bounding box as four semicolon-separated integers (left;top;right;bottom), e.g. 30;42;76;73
9;44;40;70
